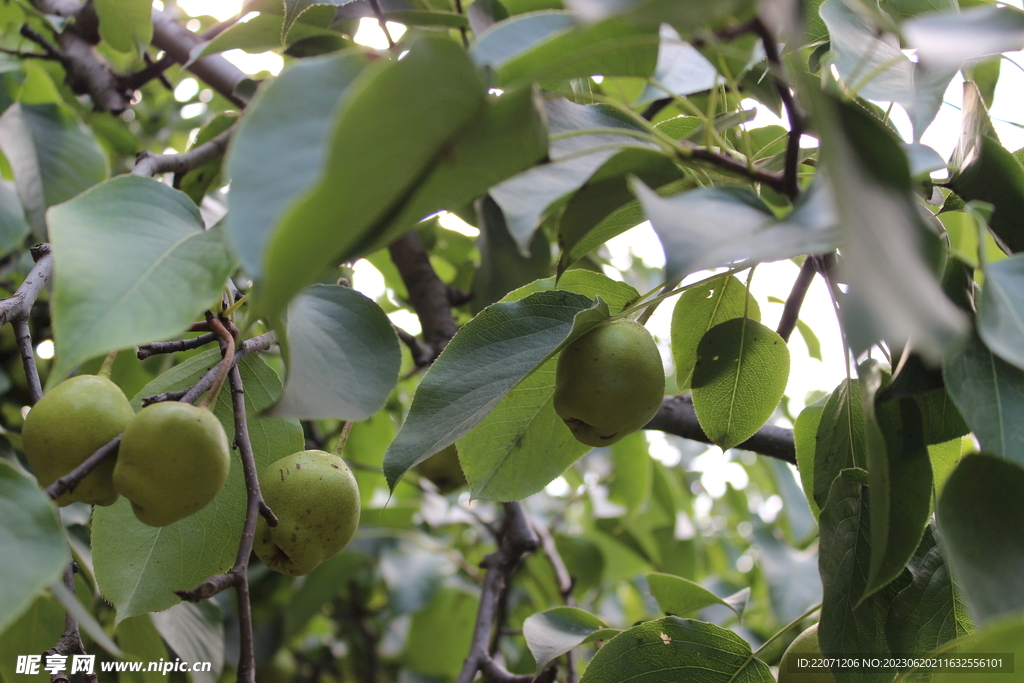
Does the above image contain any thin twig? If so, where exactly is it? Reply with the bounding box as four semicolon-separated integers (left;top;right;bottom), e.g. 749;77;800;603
452;0;469;48
14;318;43;405
680;142;789;195
395;326;434;368
752;17;803;200
132;125;234;177
367;0;395;48
121;52;177;91
776;257;816;342
137;332;217;359
44;435;122;501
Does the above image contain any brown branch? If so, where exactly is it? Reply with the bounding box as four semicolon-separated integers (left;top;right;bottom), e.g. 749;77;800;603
776;257;816;342
395;325;434;368
175;365;275;683
132;125;234;177
44;435;122;501
680;142;789;195
137;332;217;359
43;563;96;683
388;233;459;361
0;245;53;327
456;502;539;683
752;18;804;200
646;395;796;464
367;0;396;48
121;52;177;92
14;318;43;405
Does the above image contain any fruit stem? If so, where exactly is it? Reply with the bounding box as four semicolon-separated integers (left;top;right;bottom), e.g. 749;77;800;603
198;317;235;409
98;350;119;377
332;421;353;455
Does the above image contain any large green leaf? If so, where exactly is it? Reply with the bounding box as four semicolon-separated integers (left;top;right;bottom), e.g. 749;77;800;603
932;613;1024;683
190;13;341;61
943;332;1024;467
578;616;773;683
670;274;759;393
978;253;1024;369
811;88;967;362
522;607;612;672
384;289;610;490
0;460;67;638
261;35;546;321
283;0;358;38
0;179;28;258
0;594;64;682
472;11;659;86
950;135;1024;254
937;454;1024;624
813;379;866;508
116;614;169;683
647;573;748;618
92;353;303;621
226;50;371;279
691;317;790;451
94;0;152;53
270;284;400;420
149;602;224;683
636;179;838;286
817;469;898;683
46;176;235;385
0;103;107;237
859;360;932;601
404;587;478;679
457;271;638;500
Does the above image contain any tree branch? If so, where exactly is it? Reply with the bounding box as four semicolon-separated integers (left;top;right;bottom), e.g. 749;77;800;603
388;233;459;360
752;17;804;201
456;502;539;683
776;257;816;342
132;125;234;177
137;332;217;359
44;435;122;501
14;318;43;405
43;563;96;683
0;244;53;327
646;395;796;464
678;142;789;195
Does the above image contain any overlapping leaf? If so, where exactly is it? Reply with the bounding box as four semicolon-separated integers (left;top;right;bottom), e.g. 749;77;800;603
523;607;615;672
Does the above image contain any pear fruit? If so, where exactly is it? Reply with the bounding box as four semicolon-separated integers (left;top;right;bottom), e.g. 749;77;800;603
778;624;834;683
22;374;134;506
254;450;360;576
553;319;664;447
113;401;230;526
414;444;467;494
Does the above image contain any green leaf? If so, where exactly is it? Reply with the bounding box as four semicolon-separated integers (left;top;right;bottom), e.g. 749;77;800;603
578;616;773;683
810;87;968;362
473;12;659;86
283;0;358;39
46;176;235;385
0;594;64;683
271;284;400;420
150;602;224;683
794;396;827;518
386;10;468;28
636;24;720;104
691;317;790;451
795;318;822;360
404;587;478;679
817;469;898;683
227;50;371;279
0;461;67;639
261;36;546;320
937;453;1024;624
905;5;1024;70
608;431;652;516
564;0;758;35
636;178;838;286
886;525;973;667
116;614;169;683
670;274;760;392
932;613;1024;683
859;360;933;601
94;0;152;53
491;96;660;254
92;353;303;621
0;103;108;237
385;288;610;491
950;135;1024;254
284;551;368;638
944;332;1024;467
978;254;1024;369
0;179;29;255
929;438;962;496
523;607;614;672
646;573;748;617
915;388;970;446
456;271;638;501
190;13;340;60
50;579;121;656
813;379;865;509
471;196;551;314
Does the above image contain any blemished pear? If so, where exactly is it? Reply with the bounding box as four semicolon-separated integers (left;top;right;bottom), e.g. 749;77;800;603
113;401;230;526
414;444;467;494
22;374;135;506
254;450;360;576
778;624;834;683
553;319;665;447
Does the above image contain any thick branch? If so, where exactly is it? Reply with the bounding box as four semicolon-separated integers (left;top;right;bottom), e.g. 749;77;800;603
388;233;459;360
133;126;234;177
456;503;539;683
43;563;96;683
0;245;53;327
776;257;816;342
646;395;796;464
395;325;434;368
151;10;249;108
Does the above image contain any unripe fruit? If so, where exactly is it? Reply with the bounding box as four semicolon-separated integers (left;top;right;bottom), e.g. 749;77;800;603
113;401;230;527
553;319;665;447
414;444;467;494
254;450;360;576
22;374;134;506
778;624;834;683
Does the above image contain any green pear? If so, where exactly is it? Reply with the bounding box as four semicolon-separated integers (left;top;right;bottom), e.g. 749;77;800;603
553;319;665;447
113;401;230;526
254;450;360;576
414;444;467;494
22;374;134;506
778;624;834;683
